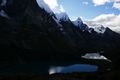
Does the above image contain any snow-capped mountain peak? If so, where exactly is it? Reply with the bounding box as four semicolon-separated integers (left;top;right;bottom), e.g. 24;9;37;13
36;0;53;14
72;17;83;27
76;17;83;23
91;25;106;34
55;12;70;21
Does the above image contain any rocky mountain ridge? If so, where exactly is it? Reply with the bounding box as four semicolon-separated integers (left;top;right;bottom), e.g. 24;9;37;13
0;0;120;69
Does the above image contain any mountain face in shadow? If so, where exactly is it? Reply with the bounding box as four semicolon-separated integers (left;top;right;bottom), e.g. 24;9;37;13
0;0;81;65
0;0;120;72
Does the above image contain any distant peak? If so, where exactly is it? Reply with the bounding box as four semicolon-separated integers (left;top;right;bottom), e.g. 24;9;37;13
72;17;83;27
76;17;82;22
55;12;70;21
91;25;106;34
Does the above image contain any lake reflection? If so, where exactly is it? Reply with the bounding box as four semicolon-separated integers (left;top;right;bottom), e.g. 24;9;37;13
49;64;98;75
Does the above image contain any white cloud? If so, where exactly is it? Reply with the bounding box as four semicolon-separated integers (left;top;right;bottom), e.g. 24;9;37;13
113;2;120;10
93;14;115;22
43;0;65;13
59;5;65;12
93;0;112;6
84;14;120;32
44;0;58;9
92;0;120;10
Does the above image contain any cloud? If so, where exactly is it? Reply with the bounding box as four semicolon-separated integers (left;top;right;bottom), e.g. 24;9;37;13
43;0;65;13
92;0;112;6
59;5;65;12
84;14;120;32
113;2;120;10
44;0;58;9
92;0;120;10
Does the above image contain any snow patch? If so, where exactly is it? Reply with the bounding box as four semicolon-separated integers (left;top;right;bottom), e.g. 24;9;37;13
52;16;65;32
88;28;94;33
89;25;106;34
0;10;9;18
52;16;62;27
81;53;108;60
72;17;83;27
55;12;69;21
94;26;106;34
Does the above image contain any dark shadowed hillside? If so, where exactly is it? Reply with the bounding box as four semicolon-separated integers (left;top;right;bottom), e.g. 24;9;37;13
0;0;120;79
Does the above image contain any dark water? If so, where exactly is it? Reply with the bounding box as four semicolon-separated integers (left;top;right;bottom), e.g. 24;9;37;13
0;63;49;75
0;63;98;75
49;64;98;74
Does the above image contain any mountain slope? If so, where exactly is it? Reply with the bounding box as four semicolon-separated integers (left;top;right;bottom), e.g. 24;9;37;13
0;0;120;73
56;11;120;63
0;0;81;65
72;17;89;31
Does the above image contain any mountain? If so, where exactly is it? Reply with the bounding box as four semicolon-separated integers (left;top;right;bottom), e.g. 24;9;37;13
89;25;106;34
0;0;82;65
73;17;83;26
54;11;120;65
36;0;53;13
72;17;83;28
72;17;89;31
55;12;70;22
0;0;120;74
55;13;86;51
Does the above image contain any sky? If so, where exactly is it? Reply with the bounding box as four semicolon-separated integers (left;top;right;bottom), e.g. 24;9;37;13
42;0;120;32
